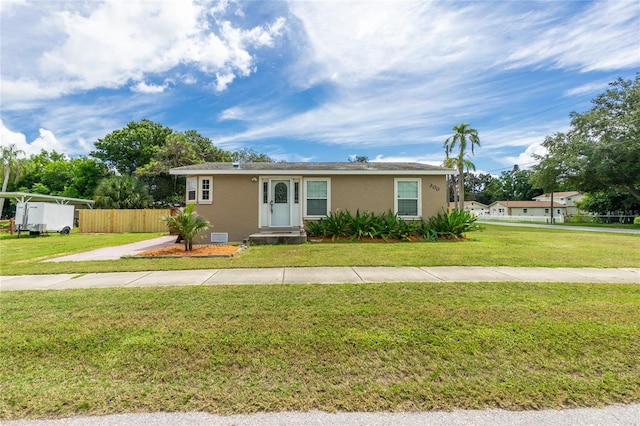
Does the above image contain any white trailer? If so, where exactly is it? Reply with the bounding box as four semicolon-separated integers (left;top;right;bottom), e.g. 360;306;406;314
0;192;94;236
15;202;75;234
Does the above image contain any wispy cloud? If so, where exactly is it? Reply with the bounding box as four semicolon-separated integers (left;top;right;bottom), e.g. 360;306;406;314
1;0;285;108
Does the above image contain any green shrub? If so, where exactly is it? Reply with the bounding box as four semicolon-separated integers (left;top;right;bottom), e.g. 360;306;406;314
634;216;640;225
429;209;480;239
305;209;480;241
567;213;601;224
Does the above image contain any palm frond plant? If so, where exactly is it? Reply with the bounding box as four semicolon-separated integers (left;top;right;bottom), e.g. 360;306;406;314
161;203;210;251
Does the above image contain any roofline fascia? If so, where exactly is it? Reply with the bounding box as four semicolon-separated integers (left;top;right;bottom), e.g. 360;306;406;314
170;169;457;176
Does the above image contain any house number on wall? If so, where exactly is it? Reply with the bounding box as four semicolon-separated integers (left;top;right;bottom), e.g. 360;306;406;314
429;183;440;192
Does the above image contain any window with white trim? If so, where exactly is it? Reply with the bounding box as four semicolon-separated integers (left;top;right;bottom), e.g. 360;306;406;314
187;176;213;204
304;178;330;217
395;178;421;218
186;177;197;203
199;177;212;204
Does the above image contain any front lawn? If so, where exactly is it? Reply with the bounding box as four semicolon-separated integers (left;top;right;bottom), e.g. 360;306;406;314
2;282;639;419
1;225;638;275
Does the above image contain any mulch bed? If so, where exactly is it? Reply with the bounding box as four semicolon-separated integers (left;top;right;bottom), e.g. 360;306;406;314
135;244;242;258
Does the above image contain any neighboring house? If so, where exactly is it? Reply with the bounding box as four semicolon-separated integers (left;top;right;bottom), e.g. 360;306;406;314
170;162;455;243
488;200;567;219
449;201;489;215
532;191;584;215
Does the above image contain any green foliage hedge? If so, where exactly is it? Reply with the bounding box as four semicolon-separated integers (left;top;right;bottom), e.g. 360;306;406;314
305;209;480;241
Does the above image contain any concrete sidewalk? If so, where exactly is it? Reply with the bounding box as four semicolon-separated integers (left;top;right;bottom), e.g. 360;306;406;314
1;266;639;291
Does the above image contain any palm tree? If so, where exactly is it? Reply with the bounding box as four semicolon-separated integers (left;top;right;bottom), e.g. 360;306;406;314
94;175;153;209
444;154;476;211
444;123;480;210
0;144;25;217
161;203;210;251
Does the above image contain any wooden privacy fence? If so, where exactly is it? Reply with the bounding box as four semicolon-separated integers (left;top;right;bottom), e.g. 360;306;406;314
79;209;171;233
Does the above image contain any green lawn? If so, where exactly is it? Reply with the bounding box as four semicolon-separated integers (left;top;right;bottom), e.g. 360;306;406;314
1;225;639;275
1;225;639;420
2;282;639;419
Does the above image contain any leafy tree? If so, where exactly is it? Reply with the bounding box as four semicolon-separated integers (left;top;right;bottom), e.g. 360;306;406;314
348;155;369;163
64;157;110;200
183;130;234;163
577;189;640;215
40;159;74;195
532;75;640;207
444;123;480;210
465;172;496;205
138;132;233;176
231;147;274;163
10;151;108;201
91;119;173;174
161;203;210;251
0;143;25;217
137;131;234;207
94;175;153;209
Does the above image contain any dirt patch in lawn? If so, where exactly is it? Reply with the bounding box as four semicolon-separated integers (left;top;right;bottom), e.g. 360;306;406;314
135;244;242;258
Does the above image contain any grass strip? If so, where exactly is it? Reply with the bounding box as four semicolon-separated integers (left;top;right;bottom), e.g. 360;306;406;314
1;282;639;419
1;225;639;275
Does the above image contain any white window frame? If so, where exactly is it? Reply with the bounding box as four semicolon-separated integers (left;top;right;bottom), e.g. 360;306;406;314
187;176;213;204
186;177;197;203
304;178;331;218
199;176;213;204
394;178;421;218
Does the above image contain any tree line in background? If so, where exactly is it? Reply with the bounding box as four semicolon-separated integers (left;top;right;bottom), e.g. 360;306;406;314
447;75;639;216
1;75;638;219
0;119;273;217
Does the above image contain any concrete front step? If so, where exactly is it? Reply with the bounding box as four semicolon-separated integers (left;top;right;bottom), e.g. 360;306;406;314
248;232;307;245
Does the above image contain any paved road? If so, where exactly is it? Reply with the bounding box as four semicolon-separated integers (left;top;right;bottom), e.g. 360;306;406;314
5;405;640;426
479;220;640;234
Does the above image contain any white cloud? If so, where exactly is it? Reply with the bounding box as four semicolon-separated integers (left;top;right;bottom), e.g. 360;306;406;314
372;154;445;167
2;0;285;107
219;107;245;120
0;120;66;157
0;0;26;15
504;1;640;72
131;81;167;94
502;142;548;169
564;81;611;97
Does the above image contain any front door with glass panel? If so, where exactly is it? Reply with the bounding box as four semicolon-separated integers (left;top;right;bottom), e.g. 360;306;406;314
270;180;291;227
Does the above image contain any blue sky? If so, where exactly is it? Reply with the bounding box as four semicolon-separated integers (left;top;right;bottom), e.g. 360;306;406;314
1;0;639;174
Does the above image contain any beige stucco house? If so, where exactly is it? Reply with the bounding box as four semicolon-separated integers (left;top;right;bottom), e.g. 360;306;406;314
488;200;567;220
449;201;489;215
532;191;584;215
170;162;455;243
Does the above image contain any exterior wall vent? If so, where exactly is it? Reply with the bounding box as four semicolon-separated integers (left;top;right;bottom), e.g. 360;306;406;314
211;232;229;243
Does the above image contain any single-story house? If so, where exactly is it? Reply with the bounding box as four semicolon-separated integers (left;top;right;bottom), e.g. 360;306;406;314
488;200;567;218
169;162;455;243
449;201;489;215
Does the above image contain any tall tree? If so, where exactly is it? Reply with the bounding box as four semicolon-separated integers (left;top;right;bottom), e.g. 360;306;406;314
444;123;480;210
0;144;25;217
231;147;274;163
91;119;173;174
532;75;640;206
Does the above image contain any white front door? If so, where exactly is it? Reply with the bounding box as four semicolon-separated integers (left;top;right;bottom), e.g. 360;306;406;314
270;179;291;227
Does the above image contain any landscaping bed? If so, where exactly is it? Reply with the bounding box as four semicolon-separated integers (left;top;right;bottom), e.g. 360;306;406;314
134;244;242;258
